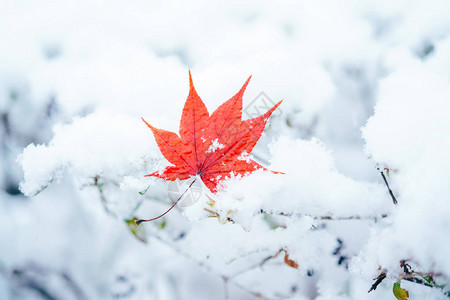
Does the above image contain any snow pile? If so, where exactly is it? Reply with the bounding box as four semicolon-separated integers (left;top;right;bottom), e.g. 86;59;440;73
358;39;450;278
19;110;159;196
214;137;389;222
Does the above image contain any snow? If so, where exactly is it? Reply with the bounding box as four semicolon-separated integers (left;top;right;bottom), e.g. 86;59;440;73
1;0;450;299
207;138;225;153
19;110;160;196
359;39;450;279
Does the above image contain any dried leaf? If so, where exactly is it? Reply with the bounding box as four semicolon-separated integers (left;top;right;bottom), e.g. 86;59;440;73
284;252;299;269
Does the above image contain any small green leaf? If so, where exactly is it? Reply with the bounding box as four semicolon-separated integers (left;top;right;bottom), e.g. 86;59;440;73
159;219;166;229
393;282;409;300
138;185;151;196
125;217;148;243
423;276;431;284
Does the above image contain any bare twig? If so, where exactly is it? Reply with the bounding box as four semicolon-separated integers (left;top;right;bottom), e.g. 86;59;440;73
368;271;386;293
94;176;117;218
146;227;283;299
223;278;229;300
259;209;388;222
377;167;398;205
229;249;284;278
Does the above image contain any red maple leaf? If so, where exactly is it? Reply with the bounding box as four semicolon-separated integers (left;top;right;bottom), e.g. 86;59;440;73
143;71;281;193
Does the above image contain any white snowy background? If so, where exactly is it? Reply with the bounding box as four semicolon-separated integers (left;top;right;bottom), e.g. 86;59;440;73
1;0;450;299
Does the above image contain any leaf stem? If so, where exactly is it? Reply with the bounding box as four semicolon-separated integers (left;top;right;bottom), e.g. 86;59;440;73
135;178;197;225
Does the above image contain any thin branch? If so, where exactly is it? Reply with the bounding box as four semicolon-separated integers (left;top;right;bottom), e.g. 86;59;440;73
377;167;398;205
259;209;388;222
94;176;117;218
403;276;433;287
311;214;388;221
368;271;386;293
399;271;447;290
223;278;229;300
135;178;197;225
400;272;441;280
146;227;278;299
229;249;284;278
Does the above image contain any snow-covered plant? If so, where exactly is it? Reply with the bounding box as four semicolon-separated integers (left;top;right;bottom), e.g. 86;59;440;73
3;2;450;299
16;70;450;299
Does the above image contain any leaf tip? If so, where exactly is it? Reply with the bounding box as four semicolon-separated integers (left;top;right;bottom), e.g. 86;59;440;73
188;70;194;89
239;75;252;94
264;99;283;117
141;117;153;129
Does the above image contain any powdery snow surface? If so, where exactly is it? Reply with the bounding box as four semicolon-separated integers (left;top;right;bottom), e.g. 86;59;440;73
207;138;225;153
358;40;450;283
19;110;161;196
1;0;450;299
